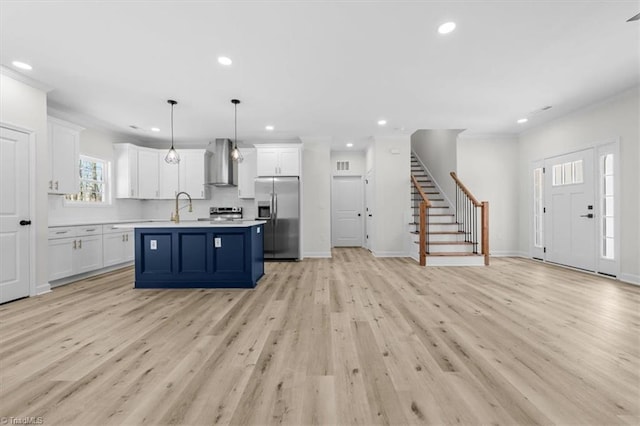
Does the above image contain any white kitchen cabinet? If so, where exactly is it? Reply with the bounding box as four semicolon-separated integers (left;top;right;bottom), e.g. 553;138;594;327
48;117;83;194
256;145;301;176
48;226;104;281
137;148;160;199
179;150;209;199
158;155;180;199
103;229;134;267
114;144;139;198
238;147;256;199
48;237;75;281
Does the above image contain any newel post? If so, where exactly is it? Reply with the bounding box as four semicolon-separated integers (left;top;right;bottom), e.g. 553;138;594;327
481;201;489;265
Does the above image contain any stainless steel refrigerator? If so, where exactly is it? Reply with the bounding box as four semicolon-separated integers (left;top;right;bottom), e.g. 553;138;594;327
255;177;300;260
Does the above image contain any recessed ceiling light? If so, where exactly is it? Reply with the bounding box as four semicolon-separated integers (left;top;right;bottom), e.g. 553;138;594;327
438;22;456;34
377;120;387;126
265;125;274;131
517;118;528;124
217;56;232;66
346;143;354;148
12;61;32;70
151;127;160;132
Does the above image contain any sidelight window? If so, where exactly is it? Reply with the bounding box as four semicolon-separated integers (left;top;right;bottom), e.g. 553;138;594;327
600;154;614;259
533;167;543;248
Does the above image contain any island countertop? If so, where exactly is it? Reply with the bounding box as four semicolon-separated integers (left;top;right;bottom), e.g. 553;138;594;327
114;220;266;228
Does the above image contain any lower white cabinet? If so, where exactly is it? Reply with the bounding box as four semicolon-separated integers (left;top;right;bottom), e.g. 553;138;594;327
103;230;134;267
48;223;134;282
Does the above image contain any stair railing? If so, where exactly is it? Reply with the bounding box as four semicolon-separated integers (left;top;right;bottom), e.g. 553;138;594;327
411;174;432;266
450;172;489;265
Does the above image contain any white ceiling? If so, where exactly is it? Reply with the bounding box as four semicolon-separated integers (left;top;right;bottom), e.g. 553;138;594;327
1;1;638;151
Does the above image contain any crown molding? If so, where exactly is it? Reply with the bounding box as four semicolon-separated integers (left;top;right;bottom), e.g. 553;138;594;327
0;65;53;92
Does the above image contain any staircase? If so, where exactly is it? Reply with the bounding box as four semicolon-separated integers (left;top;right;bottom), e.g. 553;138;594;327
410;154;485;266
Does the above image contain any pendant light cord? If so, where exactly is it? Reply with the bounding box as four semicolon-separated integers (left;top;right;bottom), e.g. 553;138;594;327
234;102;237;148
171;103;175;149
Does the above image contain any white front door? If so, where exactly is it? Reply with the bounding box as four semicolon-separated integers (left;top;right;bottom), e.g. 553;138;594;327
544;148;596;271
331;176;363;247
0;127;31;304
365;170;374;251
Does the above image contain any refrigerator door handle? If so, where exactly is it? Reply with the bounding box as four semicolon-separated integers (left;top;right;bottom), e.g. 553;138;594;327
273;193;278;226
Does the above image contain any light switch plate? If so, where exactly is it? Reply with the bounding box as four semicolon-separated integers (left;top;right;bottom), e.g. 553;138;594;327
214;237;222;248
150;240;157;250
257;228;260;234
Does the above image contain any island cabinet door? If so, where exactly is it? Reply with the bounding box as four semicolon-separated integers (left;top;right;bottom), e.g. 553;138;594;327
211;229;251;280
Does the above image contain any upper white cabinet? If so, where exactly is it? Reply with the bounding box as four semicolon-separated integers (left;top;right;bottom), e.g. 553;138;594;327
48;117;83;194
158;155;180;199
114;143;139;198
137;148;159;199
238;147;256;199
179;150;208;199
256;145;301;176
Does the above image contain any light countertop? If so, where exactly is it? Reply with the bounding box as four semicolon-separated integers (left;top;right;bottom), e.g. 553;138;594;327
113;220;266;229
49;219;151;228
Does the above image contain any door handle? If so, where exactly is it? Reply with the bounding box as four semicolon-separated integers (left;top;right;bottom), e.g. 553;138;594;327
580;213;594;218
19;220;32;226
368;214;373;217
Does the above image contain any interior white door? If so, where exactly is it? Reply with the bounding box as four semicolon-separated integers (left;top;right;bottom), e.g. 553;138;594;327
0;127;30;304
544;148;596;271
332;176;363;247
365;170;374;251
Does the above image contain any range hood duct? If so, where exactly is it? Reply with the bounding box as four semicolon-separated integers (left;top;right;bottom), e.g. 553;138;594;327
206;138;237;186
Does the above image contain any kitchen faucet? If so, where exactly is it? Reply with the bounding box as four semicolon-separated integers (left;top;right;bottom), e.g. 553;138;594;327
171;191;192;223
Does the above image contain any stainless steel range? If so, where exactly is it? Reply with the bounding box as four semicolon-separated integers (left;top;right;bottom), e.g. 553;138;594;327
209;206;243;222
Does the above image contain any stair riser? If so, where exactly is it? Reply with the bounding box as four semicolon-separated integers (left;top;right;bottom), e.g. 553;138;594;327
414;207;449;215
413;201;448;208
427;244;475;253
426;234;466;243
427;216;456;224
427;223;460;232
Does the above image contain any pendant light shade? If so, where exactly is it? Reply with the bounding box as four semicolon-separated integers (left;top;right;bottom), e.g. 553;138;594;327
165;99;180;164
230;99;243;162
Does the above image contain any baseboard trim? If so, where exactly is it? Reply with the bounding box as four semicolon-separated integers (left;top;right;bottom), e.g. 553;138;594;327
35;282;51;295
619;273;640;286
491;251;525;257
303;251;332;258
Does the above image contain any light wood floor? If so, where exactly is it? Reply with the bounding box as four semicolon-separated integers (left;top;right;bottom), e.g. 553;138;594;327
1;249;639;425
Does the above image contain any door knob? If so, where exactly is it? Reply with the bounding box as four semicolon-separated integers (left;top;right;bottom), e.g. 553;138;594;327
357;213;361;217
580;213;594;218
19;220;31;226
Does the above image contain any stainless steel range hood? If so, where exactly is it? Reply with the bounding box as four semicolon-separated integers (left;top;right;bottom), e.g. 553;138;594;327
206;138;237;186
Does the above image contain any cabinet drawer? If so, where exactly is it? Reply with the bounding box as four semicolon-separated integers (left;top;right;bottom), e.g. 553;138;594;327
48;227;77;239
102;224;127;234
76;226;102;237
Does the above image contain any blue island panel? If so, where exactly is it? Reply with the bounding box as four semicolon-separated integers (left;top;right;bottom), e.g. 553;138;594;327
134;225;264;289
178;232;208;273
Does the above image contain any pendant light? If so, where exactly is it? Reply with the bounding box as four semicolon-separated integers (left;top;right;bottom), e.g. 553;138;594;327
230;99;243;162
165;99;180;164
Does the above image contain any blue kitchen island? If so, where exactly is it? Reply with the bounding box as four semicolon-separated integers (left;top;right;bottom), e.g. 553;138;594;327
116;221;265;289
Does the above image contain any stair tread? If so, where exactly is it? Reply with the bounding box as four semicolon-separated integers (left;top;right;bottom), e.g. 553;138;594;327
409;231;463;235
427;252;483;257
427;241;474;245
412;213;454;217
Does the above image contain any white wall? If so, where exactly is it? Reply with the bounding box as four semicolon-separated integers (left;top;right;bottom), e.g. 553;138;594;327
457;134;520;256
518;87;639;283
0;73;49;293
48;127;143;225
330;150;366;176
301;137;331;257
372;135;411;256
411;129;464;206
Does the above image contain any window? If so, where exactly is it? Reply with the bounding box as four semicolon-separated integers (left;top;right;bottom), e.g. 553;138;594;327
533;167;543;248
64;155;109;204
552;160;584;186
601;153;614;259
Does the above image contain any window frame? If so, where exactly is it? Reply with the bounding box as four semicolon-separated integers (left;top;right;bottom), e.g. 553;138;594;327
63;154;112;207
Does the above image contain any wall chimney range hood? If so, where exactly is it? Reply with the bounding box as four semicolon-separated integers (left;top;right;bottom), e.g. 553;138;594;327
206;138;237;186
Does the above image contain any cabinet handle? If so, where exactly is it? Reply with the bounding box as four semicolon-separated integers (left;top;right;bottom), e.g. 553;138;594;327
122;234;125;242
86;228;96;232
73;240;77;249
201;190;204;197
49;180;53;190
55;181;59;190
56;231;68;234
126;234;129;241
131;188;134;197
78;239;82;249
